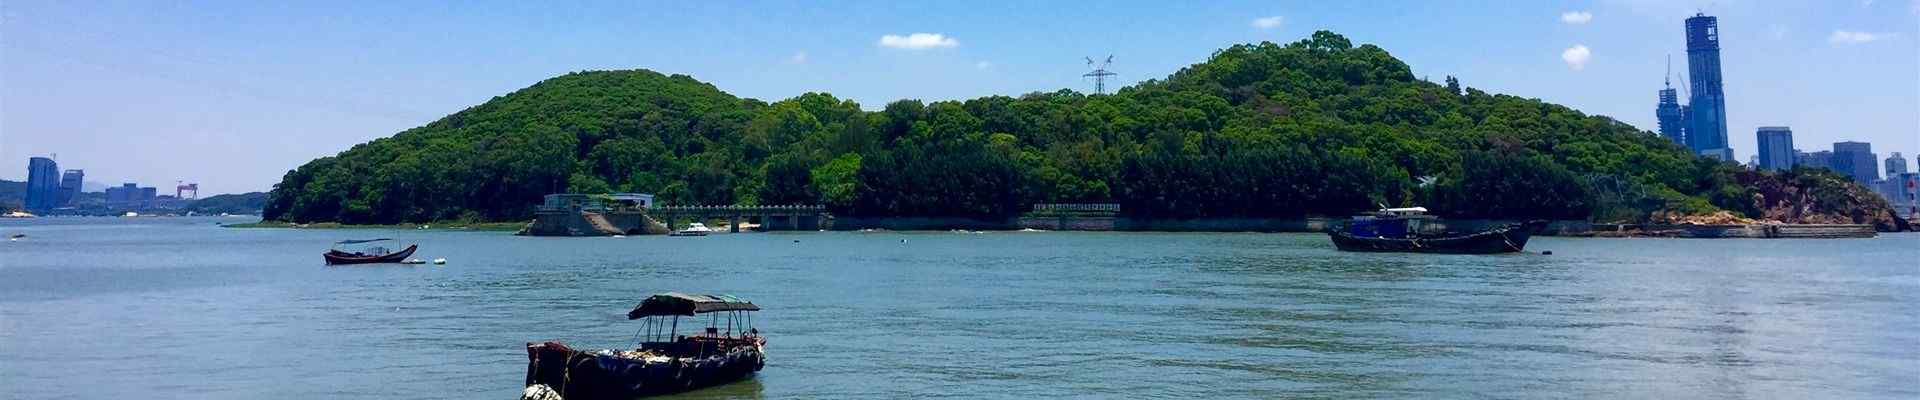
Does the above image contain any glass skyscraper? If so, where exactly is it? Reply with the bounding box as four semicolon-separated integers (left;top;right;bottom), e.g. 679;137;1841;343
1755;127;1794;171
24;157;60;210
1833;141;1879;183
1685;13;1731;160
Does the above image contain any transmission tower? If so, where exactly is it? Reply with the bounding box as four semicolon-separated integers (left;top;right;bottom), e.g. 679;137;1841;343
1083;55;1117;95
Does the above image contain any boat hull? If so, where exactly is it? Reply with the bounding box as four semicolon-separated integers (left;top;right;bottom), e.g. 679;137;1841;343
1329;223;1539;254
525;341;763;399
322;244;418;265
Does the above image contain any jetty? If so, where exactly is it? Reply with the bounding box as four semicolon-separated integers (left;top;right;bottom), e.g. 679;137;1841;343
520;193;827;236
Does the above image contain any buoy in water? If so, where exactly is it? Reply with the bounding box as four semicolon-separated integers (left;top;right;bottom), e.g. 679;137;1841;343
1541;251;1553;255
432;258;447;265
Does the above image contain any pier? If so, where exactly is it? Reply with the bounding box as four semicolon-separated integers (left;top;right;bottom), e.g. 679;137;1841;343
648;205;828;233
519;193;829;236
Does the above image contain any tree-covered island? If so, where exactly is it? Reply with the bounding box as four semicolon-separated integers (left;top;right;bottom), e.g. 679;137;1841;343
261;32;1896;228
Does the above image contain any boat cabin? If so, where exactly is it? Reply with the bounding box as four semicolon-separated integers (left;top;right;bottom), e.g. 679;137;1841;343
626;293;763;359
1344;207;1437;239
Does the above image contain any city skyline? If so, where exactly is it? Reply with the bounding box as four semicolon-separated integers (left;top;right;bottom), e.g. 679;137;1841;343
3;1;1916;195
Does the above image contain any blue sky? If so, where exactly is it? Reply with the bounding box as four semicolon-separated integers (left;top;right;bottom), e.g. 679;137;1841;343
4;0;1916;195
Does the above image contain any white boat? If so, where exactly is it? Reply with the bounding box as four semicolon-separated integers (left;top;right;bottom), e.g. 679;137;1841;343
669;223;713;237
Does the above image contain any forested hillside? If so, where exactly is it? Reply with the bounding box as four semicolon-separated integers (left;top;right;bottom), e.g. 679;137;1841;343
263;31;1878;224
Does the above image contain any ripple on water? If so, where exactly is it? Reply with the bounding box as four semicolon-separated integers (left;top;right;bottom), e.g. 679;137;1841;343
1;222;1916;399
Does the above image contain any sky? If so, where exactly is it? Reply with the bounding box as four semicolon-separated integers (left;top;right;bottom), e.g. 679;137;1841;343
3;0;1917;195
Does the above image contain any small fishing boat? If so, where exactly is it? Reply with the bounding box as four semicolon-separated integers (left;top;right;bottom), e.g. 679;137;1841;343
525;293;765;399
1328;207;1545;254
322;238;419;265
669;223;713;237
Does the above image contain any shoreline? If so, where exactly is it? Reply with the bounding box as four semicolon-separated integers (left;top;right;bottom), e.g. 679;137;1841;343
235;216;1891;238
224;220;526;232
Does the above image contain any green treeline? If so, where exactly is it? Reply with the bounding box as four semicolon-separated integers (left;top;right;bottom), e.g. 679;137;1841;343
263;31;1761;224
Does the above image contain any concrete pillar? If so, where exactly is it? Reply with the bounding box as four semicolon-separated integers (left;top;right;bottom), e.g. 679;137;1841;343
788;215;799;231
730;215;741;233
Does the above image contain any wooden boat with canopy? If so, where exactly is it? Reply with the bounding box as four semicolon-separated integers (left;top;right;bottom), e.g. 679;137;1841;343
321;238;418;265
524;293;766;399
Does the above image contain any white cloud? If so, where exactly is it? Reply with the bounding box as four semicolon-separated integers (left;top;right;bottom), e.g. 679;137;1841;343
975;61;992;70
877;33;959;50
1251;16;1284;29
787;51;808;64
1560;11;1593;24
1829;30;1891;44
1561;44;1592;71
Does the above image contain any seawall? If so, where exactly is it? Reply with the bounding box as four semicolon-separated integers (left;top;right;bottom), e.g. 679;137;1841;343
1586;223;1876;238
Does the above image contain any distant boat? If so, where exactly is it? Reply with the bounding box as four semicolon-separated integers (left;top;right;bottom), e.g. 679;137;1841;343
1327;207;1544;254
669;223;713;237
123;212;139;217
1;211;34;218
322;238;419;265
525;293;766;399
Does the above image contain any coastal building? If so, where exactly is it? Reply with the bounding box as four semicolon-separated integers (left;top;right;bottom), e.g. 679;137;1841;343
1655;80;1687;145
1755;127;1793;171
24;157;61;210
1888;152;1909;177
58;169;84;206
1878;172;1918;219
1832;141;1878;183
1796;151;1834;172
1684;13;1732;160
106;183;159;208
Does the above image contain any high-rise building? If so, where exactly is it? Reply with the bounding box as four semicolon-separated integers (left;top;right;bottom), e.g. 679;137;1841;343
1755;127;1794;171
58;169;84;206
1684;13;1731;160
24;157;61;210
1888;152;1910;176
1655;77;1687;145
1832;141;1879;183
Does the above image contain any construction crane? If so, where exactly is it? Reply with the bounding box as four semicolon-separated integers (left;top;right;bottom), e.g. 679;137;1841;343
176;181;199;199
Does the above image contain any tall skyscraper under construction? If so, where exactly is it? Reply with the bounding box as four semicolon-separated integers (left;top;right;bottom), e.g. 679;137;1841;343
1655;60;1687;146
1684;13;1732;160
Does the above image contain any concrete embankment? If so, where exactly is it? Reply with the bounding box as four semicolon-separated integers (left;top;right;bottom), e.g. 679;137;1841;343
1585;223;1877;238
837;216;1596;235
844;215;1873;238
520;210;663;236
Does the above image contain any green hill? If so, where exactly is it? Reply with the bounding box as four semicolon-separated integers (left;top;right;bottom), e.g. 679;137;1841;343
185;192;269;215
262;31;1884;225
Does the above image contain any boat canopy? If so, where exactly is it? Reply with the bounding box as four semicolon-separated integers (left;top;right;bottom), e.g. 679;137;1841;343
334;238;393;244
628;293;759;319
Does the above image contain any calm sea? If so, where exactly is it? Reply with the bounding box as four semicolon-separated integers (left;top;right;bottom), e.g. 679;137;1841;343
1;217;1915;399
